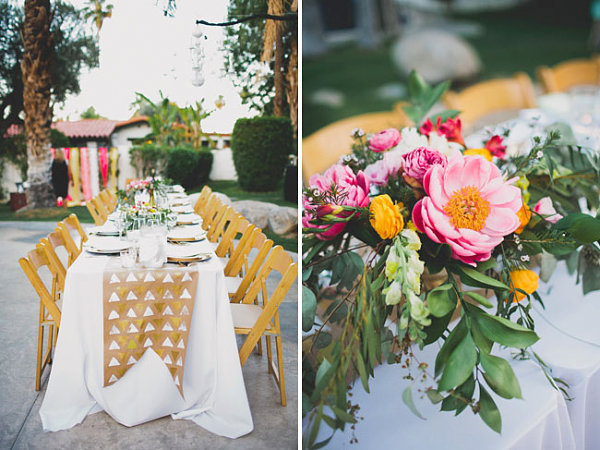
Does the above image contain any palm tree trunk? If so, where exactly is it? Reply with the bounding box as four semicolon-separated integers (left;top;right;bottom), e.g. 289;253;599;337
21;0;55;208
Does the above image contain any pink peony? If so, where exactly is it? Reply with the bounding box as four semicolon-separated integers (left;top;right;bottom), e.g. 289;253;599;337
401;147;448;184
303;164;371;240
412;154;522;266
533;197;563;224
369;128;401;152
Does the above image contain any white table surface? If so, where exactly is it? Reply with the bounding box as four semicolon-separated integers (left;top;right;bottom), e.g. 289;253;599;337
39;239;253;439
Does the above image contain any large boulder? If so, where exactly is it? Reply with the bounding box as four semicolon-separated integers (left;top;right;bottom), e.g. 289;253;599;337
391;29;480;83
268;206;298;236
231;200;279;230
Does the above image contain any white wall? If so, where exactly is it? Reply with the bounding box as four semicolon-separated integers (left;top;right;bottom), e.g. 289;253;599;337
209;148;237;181
110;123;151;189
1;161;24;198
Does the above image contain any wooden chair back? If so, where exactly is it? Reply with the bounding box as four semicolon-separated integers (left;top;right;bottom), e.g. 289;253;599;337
229;232;274;303
207;205;235;243
302;104;412;182
58;213;88;254
194;185;212;215
86;199;104;225
537;56;600;93
39;231;69;292
201;196;224;231
443;72;536;129
98;190;115;213
92;197;109;223
218;217;255;269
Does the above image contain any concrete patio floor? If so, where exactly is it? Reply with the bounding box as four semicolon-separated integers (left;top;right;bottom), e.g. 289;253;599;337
0;221;298;449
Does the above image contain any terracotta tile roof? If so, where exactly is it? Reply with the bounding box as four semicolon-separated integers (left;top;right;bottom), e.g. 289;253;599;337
115;116;148;128
53;119;118;139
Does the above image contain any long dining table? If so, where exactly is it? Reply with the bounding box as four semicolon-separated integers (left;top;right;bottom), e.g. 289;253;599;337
39;190;254;439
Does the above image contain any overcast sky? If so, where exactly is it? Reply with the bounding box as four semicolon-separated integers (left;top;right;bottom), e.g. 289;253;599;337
53;0;254;132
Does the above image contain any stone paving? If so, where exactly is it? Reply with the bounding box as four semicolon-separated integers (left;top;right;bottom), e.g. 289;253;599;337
0;221;298;450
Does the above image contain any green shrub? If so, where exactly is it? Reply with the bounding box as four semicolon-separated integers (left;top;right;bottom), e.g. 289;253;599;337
129;143;168;177
231;116;293;191
166;146;213;189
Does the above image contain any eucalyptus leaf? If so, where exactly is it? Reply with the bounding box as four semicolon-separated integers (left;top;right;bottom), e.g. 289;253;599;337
302;286;317;332
480;352;522;399
356;352;370;393
439;333;477;392
441;374;475;415
423;309;453;345
452;265;510;291
313;359;334;400
314;332;333;349
464;291;493;308
435;318;467;377
539;251;558;283
302;266;313;282
478;384;502;433
426;389;444;404
330;406;357;424
475;313;539;349
402;386;426;420
427;283;457;318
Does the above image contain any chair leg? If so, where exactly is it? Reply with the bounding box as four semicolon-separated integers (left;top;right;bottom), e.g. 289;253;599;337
275;335;286;406
256;335;263;356
35;309;44;391
266;335;273;374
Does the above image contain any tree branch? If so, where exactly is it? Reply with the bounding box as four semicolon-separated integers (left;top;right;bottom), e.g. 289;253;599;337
196;13;297;27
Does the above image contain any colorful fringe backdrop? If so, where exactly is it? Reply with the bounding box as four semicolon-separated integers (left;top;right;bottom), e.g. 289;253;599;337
80;148;92;202
99;147;109;188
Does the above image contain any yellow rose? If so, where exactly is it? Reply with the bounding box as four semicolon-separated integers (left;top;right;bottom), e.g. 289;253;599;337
515;203;531;234
369;194;404;240
464;148;493;162
509;269;539;302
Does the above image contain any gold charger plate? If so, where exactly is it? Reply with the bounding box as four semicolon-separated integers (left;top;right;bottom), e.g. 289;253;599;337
167;252;211;263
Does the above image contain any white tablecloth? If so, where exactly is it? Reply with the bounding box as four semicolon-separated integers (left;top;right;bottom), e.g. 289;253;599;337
39;241;253;438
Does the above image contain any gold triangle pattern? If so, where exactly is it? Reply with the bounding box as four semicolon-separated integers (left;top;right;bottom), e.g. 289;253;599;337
102;264;198;397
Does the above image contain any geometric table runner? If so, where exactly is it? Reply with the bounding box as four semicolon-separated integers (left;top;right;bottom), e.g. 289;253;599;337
102;262;198;397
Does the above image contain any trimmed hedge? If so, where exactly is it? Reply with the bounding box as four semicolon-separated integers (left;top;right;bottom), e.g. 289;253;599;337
129;144;213;189
231;116;293;192
166;146;213;189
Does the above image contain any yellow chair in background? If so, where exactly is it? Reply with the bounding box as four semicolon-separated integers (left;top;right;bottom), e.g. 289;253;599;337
443;72;536;129
57;214;87;263
302;104;412;183
537;56;600;93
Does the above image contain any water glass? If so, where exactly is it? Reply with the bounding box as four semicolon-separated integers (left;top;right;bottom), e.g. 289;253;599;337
120;247;137;268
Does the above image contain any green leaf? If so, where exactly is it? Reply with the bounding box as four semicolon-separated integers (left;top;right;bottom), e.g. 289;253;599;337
480;353;522;399
302;393;312;417
464;291;493;308
330;406;357;424
478;384;502;433
313;359;334;400
441;374;475;415
475;313;539;349
439;333;477;391
426;389;444;404
435;318;467;377
314;332;332;349
422;309;453;345
470;317;493;354
407;70;429;99
302;267;312;282
427;284;457;318
356;352;370;394
554;213;600;243
429;110;460;123
452;265;510;291
402;386;426;420
302;286;317;332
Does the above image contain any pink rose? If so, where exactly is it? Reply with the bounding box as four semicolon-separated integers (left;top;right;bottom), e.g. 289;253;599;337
369;128;401;153
401;147;447;184
303;164;371;240
412;154;522;266
533;197;563;224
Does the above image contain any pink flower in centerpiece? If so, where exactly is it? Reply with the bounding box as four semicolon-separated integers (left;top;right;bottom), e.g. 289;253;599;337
412;154;522;265
437;117;465;147
369;128;401;153
401;147;448;185
364;151;404;186
485;135;507;159
533;197;563;224
419;118;435;136
303;164;371;240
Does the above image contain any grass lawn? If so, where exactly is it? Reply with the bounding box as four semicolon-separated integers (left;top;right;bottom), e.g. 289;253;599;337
303;6;590;136
0;203;94;223
195;179;298;208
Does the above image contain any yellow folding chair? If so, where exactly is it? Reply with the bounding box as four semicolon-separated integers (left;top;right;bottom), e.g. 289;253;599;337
57;214;88;264
86;198;105;225
443;72;536;129
207;205;235;243
231;246;298;406
19;246;63;390
227;231;274;303
193;185;213;215
201;196;224;232
216;216;256;270
537;56;600;93
98;190;115;213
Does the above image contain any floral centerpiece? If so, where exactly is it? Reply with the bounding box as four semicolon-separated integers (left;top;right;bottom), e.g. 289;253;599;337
302;72;600;447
